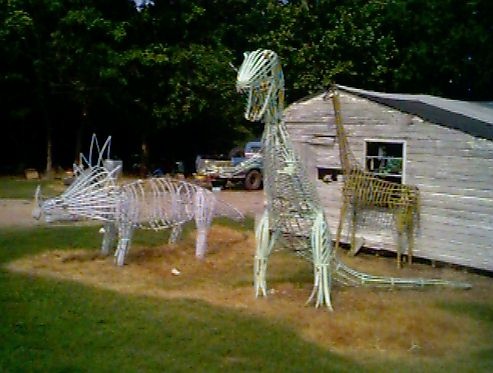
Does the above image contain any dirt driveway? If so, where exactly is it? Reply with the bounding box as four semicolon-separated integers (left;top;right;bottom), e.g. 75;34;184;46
0;190;265;228
0;199;41;228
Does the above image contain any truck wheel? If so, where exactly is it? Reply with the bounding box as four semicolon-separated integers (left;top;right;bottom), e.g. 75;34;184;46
244;169;262;190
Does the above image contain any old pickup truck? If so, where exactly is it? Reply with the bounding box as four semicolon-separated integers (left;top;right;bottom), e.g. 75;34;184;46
194;141;263;190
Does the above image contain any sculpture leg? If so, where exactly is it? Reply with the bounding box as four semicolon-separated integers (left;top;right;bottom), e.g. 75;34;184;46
195;227;208;259
395;213;405;268
114;223;133;266
351;209;356;247
254;210;277;297
395;228;405;268
168;224;183;245
306;211;333;311
407;221;414;265
346;204;364;257
101;222;116;255
193;189;214;259
335;199;347;251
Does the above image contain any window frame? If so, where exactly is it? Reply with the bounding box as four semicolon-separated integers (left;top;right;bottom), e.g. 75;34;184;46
363;139;407;184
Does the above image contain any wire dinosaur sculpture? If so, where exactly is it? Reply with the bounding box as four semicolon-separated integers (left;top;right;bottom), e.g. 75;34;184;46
33;136;243;265
329;88;420;267
236;49;470;310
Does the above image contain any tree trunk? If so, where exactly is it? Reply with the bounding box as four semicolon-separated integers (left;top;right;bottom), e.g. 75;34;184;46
140;138;149;177
45;125;53;178
75;103;88;164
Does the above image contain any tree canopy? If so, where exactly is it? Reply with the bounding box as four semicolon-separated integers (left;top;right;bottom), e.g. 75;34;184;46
1;0;491;175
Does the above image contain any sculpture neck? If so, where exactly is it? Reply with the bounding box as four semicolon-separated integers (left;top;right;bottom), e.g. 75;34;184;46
262;79;284;129
330;90;358;176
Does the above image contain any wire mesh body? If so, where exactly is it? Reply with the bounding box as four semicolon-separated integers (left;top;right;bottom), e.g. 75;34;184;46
236;49;470;311
120;177;198;230
263;122;323;256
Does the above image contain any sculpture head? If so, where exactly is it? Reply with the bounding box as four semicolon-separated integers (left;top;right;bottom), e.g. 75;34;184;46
236;49;284;122
33;133;120;223
33;166;120;223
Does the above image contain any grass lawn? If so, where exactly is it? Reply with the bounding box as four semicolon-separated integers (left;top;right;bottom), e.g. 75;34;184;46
0;176;63;199
1;222;493;372
1;175;492;372
0;224;358;372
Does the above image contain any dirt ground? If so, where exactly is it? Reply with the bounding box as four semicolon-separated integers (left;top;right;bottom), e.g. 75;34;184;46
0;190;265;228
0;199;42;228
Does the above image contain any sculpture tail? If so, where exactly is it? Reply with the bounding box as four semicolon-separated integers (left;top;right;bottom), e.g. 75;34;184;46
213;197;245;222
332;259;471;289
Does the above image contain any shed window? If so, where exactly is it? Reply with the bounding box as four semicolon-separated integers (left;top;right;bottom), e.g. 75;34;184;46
364;140;405;184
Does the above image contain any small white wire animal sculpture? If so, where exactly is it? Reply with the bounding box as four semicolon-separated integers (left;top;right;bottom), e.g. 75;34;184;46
33;135;243;265
236;49;470;310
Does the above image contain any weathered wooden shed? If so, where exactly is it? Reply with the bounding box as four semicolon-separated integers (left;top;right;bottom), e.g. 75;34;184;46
284;85;493;272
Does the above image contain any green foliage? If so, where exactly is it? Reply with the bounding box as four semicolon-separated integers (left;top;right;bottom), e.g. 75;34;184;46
384;0;493;99
0;0;491;173
252;0;399;100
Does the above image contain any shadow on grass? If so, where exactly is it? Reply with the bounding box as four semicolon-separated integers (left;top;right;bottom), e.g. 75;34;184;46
1;264;360;372
0;223;358;371
434;301;493;372
439;301;493;324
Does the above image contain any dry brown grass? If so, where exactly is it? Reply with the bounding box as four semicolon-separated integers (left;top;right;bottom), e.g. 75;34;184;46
6;224;493;364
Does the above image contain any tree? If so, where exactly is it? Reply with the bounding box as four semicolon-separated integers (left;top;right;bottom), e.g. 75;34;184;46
0;0;137;174
0;1;55;174
1;0;491;174
385;0;493;99
49;1;135;161
246;0;398;101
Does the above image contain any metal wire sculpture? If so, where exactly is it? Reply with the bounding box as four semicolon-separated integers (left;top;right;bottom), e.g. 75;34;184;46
33;137;243;265
329;88;420;267
75;133;112;174
236;49;470;310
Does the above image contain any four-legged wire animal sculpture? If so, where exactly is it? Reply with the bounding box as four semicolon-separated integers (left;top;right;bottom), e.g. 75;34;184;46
33;137;243;265
329;89;420;267
236;49;470;310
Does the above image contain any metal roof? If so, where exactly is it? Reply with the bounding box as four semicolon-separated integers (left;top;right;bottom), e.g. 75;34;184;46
337;85;493;141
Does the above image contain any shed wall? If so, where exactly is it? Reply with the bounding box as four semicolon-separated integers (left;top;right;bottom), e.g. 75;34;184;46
284;92;493;271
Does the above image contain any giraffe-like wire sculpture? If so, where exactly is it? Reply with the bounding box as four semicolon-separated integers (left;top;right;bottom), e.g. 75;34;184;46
236;49;470;311
329;88;420;267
